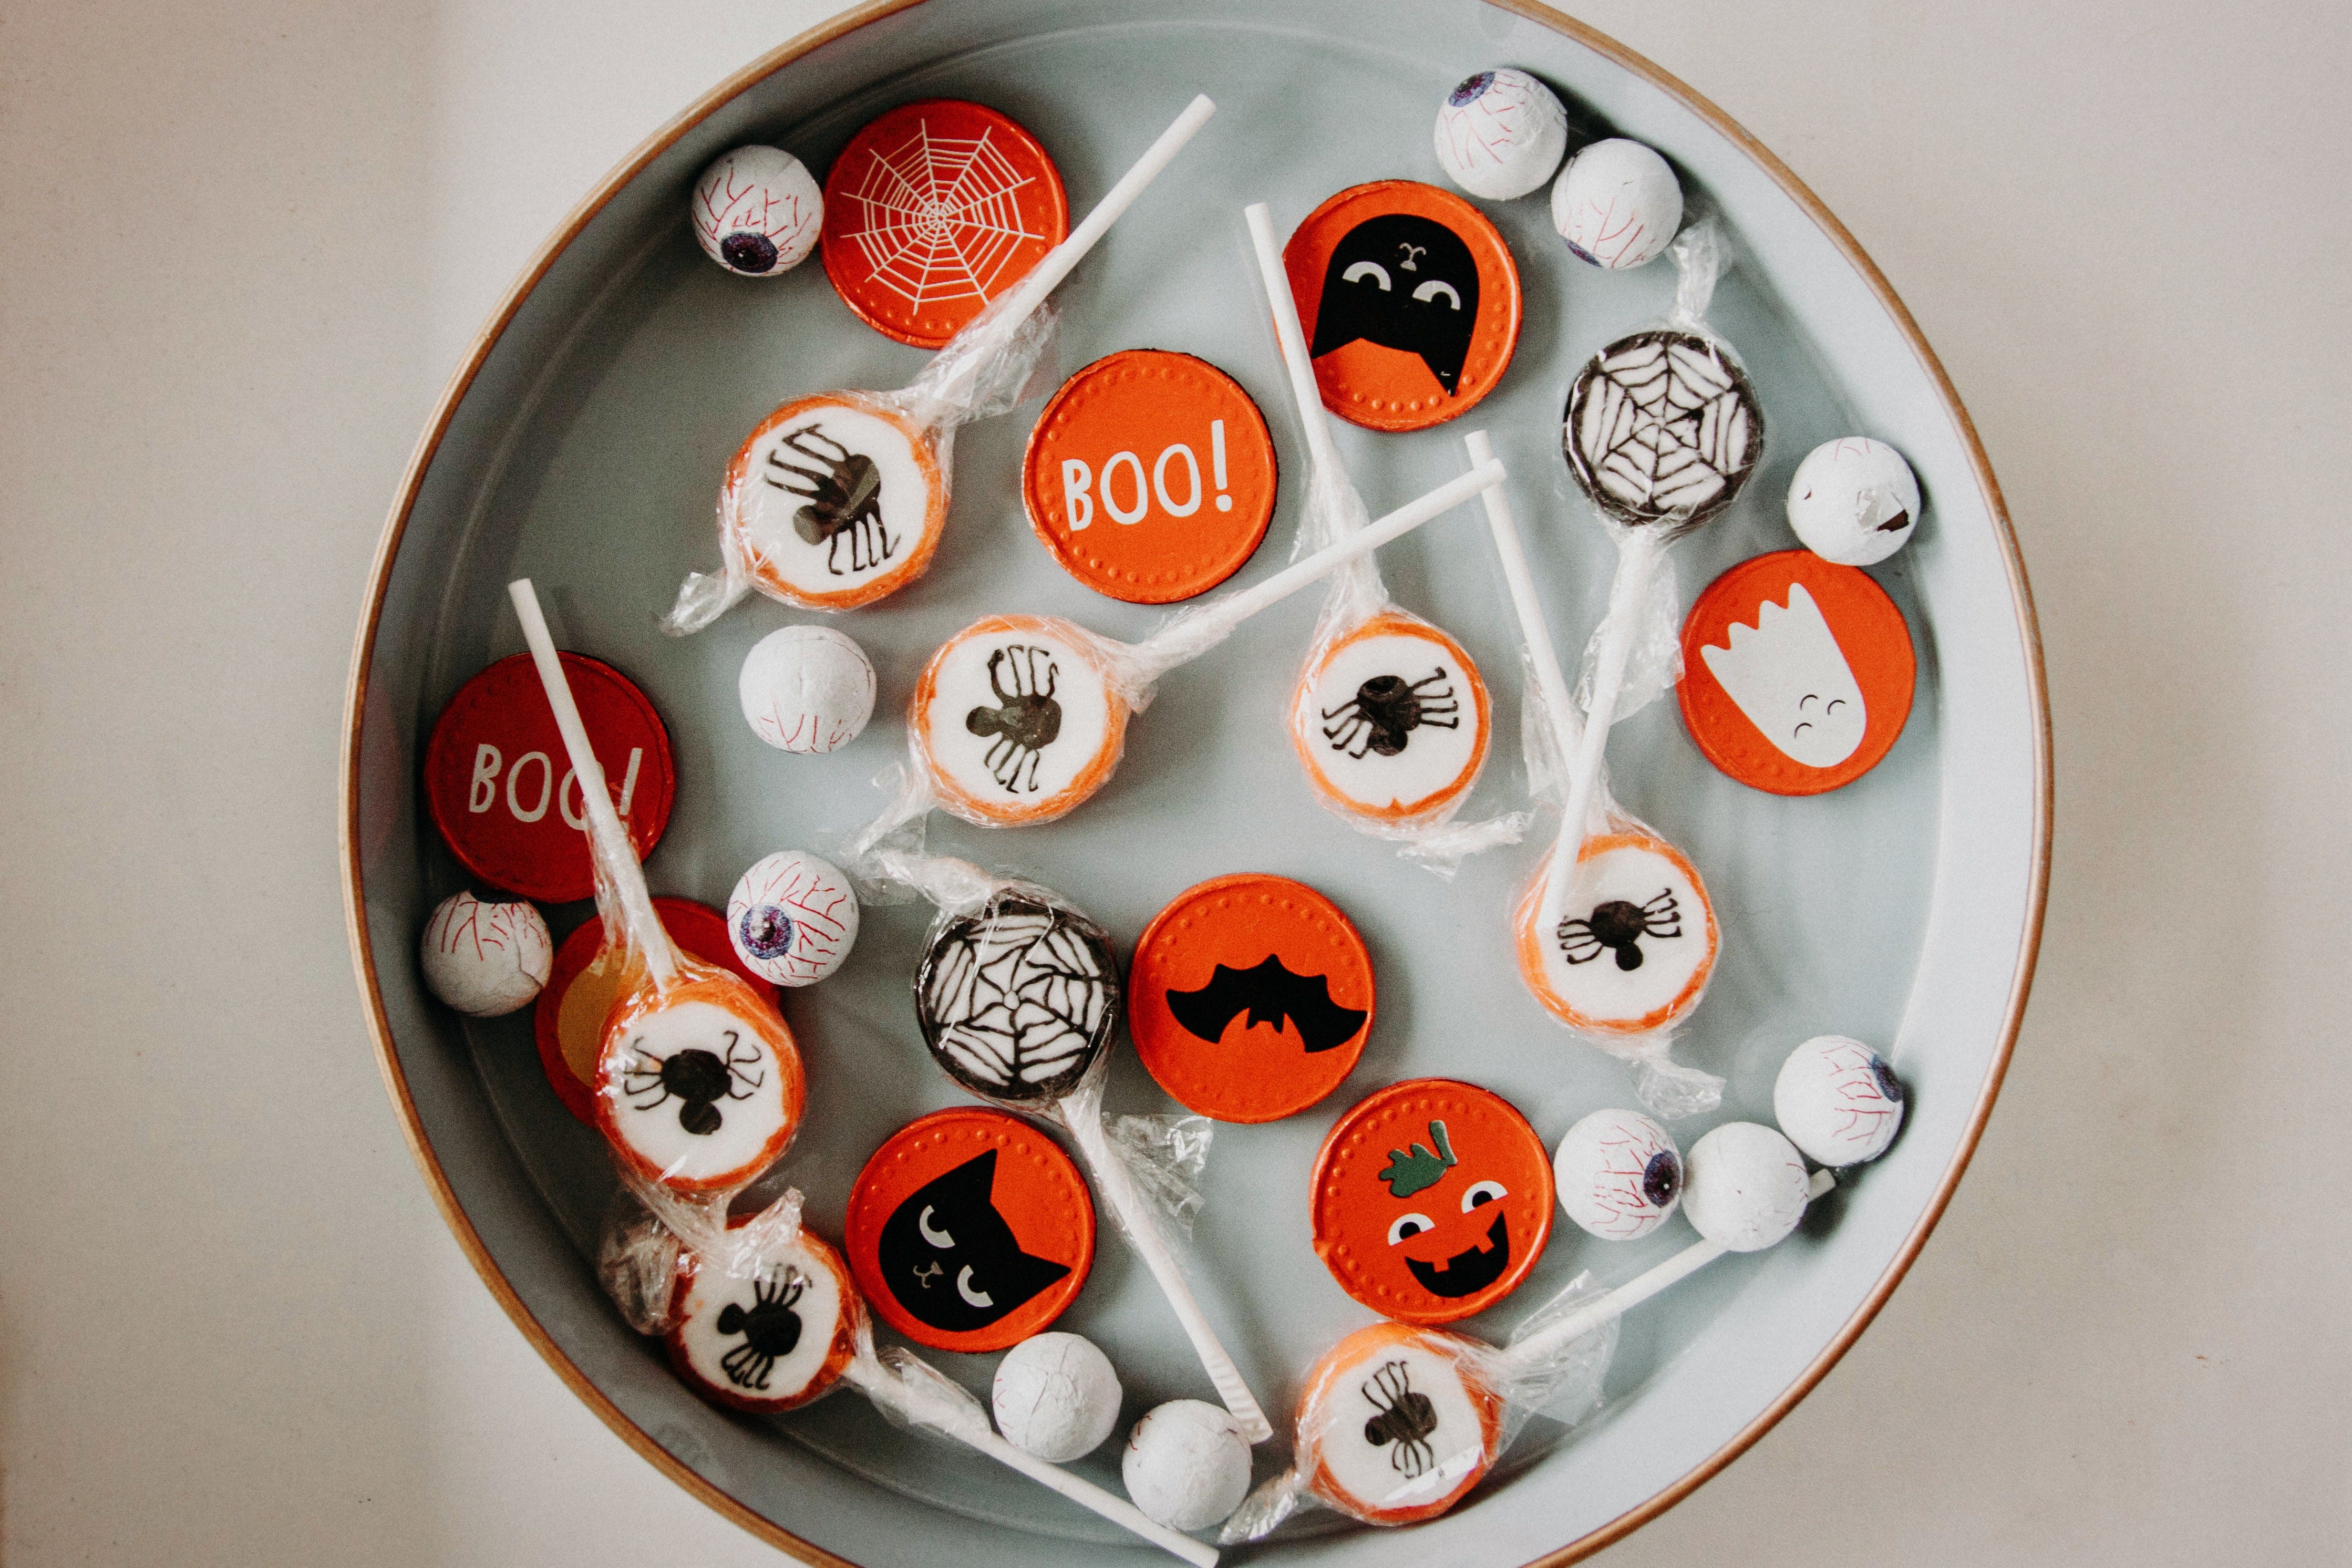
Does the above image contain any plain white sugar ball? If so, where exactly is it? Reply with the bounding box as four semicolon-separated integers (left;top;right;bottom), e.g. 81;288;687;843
1554;1108;1683;1241
992;1333;1123;1462
1683;1122;1812;1253
727;850;859;986
738;624;876;754
1551;137;1683;270
1122;1400;1250;1533
1775;1035;1907;1167
419;891;552;1017
1787;438;1922;566
692;145;822;277
1433;68;1569;201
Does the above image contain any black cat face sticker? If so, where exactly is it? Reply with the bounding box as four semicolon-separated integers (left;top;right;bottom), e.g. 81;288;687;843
1309;213;1482;396
874;1150;1072;1333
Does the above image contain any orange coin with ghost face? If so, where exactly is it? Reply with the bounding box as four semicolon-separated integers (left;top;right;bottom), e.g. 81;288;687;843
1309;1079;1554;1325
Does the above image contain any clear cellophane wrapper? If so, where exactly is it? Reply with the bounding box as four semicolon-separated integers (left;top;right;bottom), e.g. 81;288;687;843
1285;462;1529;876
662;295;1061;634
1521;667;1725;1119
1221;1272;1618;1542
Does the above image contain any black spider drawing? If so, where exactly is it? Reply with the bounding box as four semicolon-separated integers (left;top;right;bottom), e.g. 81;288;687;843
622;1028;765;1135
764;424;891;576
1557;889;1683;972
1361;1360;1440;1479
963;645;1062;793
715;1267;805;1391
1322;667;1460;759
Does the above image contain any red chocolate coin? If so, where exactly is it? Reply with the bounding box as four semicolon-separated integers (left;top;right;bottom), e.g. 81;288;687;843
1311;1078;1553;1325
1283;181;1521;432
1127;873;1374;1123
1677;549;1915;795
1022;350;1279;603
423;652;675;904
845;1107;1094;1353
820;99;1070;349
532;898;777;1127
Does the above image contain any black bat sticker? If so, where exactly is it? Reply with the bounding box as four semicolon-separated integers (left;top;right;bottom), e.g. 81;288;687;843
1165;955;1369;1054
1308;212;1482;396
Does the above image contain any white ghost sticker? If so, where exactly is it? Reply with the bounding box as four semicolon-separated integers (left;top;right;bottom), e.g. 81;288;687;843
1698;582;1867;768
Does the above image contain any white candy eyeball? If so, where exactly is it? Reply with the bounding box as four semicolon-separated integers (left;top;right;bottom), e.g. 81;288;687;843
1122;1400;1251;1533
1433;68;1569;201
1550;137;1683;270
1774;1035;1907;1167
419;891;552;1017
993;1332;1123;1462
738;624;877;754
1682;1122;1812;1253
1786;438;1922;566
692;145;822;277
726;851;859;987
1554;1108;1683;1241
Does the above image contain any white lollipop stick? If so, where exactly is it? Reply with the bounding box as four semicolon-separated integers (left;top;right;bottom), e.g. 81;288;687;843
1466;430;1584;760
1503;1168;1834;1375
1057;1103;1274;1445
508;580;677;986
1542;528;1666;927
1242;202;1347;482
843;1358;1219;1566
1000;95;1216;327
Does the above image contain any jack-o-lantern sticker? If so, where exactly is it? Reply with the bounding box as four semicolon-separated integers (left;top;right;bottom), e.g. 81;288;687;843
1678;550;1914;795
1311;1079;1553;1324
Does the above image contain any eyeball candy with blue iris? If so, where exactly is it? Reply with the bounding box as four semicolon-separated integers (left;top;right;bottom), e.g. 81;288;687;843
726;851;859;987
420;890;553;1017
1433;68;1569;200
1773;1034;1907;1167
738;624;877;754
1682;1122;1812;1253
691;146;822;277
1786;438;1923;566
993;1332;1123;1462
1123;1400;1252;1532
1553;1107;1683;1241
1550;138;1683;270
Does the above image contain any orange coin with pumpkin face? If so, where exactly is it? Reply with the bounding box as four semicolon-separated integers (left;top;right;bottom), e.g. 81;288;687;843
1310;1079;1553;1324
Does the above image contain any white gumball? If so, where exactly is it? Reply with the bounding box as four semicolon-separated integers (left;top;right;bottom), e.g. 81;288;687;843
1683;1122;1812;1253
993;1333;1123;1462
1550;137;1683;270
1775;1035;1907;1167
692;145;822;277
1554;1108;1683;1241
1433;68;1569;200
419;891;552;1017
1786;438;1922;566
1121;1400;1250;1533
738;624;877;754
726;851;858;986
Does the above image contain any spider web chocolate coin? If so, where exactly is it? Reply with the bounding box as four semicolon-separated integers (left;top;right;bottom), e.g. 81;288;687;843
914;895;1120;1106
1564;329;1762;528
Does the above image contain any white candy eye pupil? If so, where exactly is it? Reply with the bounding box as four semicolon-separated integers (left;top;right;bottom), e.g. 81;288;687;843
1386;1212;1435;1245
1342;260;1393;290
1462;1179;1507;1211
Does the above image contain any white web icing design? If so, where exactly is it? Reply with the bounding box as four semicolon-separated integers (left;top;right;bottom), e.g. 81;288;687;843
1567;332;1760;525
840;120;1044;313
921;905;1111;1100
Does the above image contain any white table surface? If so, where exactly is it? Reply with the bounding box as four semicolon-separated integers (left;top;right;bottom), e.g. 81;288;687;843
3;1;2343;1562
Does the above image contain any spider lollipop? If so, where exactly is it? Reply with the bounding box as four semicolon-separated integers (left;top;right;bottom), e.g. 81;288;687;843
1240;202;1520;872
663;95;1216;627
508;581;807;1196
599;1185;1220;1566
1466;432;1724;1117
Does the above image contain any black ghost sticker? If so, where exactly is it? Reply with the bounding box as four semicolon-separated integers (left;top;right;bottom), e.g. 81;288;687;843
875;1150;1073;1333
1308;213;1482;396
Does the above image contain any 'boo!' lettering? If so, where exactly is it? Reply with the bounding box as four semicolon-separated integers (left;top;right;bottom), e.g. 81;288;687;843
466;742;645;828
1059;420;1233;529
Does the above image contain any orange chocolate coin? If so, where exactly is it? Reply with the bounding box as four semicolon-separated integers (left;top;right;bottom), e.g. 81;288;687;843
1678;549;1916;795
845;1107;1095;1353
533;898;777;1127
1311;1078;1553;1325
1283;181;1521;432
820;99;1070;349
1023;350;1279;603
1127;873;1375;1122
